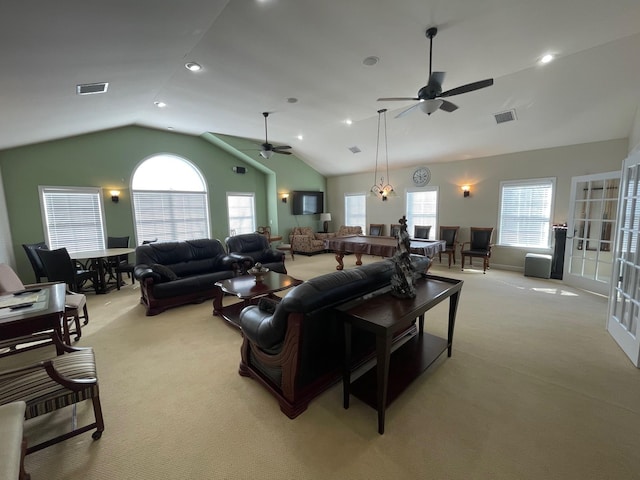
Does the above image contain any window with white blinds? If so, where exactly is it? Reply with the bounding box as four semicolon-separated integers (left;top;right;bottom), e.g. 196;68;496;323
406;188;438;239
498;178;555;248
345;193;366;232
39;186;106;253
227;193;256;236
132;191;209;242
131;154;210;243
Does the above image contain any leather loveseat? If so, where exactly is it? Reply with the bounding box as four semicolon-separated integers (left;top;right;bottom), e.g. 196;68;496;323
238;254;430;418
134;238;239;316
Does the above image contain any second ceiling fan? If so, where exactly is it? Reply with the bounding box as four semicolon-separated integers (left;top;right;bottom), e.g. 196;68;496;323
378;27;494;117
258;112;292;159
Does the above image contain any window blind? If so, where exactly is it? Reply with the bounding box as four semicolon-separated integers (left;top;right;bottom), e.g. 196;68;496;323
345;193;366;231
133;190;209;242
227;193;255;235
407;189;438;239
499;179;554;248
40;187;105;253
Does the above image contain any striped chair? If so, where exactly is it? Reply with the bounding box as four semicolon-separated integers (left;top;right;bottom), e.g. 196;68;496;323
0;334;104;454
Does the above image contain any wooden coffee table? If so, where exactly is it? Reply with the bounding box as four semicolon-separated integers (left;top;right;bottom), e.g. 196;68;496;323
212;271;302;328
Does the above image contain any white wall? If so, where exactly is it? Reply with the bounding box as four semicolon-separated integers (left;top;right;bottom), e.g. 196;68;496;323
629;104;640;154
327;138;627;270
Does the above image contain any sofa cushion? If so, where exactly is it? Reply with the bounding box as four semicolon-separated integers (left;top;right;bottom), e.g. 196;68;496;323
151;263;178;282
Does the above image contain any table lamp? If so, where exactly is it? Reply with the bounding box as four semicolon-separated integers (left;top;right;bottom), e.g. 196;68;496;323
320;213;332;233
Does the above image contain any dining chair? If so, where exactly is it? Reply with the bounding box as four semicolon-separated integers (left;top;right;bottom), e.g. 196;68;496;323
390;224;401;238
37;248;99;295
22;242;49;283
460;227;494;273
0;263;87;345
369;224;384;236
438;226;460;268
107;236;135;289
413;225;431;239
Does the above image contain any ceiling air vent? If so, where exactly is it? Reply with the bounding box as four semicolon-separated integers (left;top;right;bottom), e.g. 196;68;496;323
494;109;517;124
348;146;361;154
76;82;109;95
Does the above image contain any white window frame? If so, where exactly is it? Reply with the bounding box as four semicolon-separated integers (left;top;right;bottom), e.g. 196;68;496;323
498;177;556;249
406;187;439;239
39;186;106;253
227;192;256;236
131;155;210;243
345;192;366;232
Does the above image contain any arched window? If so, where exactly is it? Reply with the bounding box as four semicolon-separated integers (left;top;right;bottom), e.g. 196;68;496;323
131;154;210;244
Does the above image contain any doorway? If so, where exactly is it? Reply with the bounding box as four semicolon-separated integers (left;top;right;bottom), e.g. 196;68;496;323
564;171;620;296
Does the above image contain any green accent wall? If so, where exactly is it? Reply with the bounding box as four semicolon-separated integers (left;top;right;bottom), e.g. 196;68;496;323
0;125;326;281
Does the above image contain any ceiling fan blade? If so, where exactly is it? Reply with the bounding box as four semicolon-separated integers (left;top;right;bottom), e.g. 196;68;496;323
395;103;422;118
439;78;494;97
273;145;292;150
439;100;458;112
378;97;420;102
428;71;445;89
274;150;292;155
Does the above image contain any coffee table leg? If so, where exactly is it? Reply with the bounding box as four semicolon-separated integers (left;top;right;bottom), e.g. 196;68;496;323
212;286;223;316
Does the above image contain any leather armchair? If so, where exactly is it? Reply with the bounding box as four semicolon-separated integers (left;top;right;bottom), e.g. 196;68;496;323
225;233;286;274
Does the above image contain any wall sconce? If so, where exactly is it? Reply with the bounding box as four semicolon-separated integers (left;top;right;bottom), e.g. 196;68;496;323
281;193;289;204
110;190;120;203
461;185;470;198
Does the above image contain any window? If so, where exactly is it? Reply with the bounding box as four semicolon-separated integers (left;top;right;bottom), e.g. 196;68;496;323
406;188;438;239
345;193;366;232
39;186;106;253
131;154;210;243
498;178;555;248
227;192;256;235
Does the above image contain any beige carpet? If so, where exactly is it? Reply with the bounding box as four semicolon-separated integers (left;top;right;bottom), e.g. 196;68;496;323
8;254;640;480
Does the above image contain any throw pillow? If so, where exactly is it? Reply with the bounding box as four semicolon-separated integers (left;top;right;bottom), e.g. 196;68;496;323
151;263;178;282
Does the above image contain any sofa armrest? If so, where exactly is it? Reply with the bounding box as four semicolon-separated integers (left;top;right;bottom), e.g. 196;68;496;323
134;264;160;283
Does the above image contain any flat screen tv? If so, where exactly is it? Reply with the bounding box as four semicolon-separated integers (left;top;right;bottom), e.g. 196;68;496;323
292;191;324;215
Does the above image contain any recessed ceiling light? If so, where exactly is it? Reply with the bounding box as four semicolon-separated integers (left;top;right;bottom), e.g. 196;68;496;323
185;62;202;72
154;101;167;108
297;135;303;141
345;119;353;125
363;56;379;66
287;97;298;103
540;54;554;64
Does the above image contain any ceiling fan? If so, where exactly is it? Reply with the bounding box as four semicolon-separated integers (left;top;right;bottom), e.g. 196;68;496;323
258;112;292;159
378;27;494;118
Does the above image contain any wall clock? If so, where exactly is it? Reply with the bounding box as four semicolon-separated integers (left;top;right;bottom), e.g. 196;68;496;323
412;166;431;187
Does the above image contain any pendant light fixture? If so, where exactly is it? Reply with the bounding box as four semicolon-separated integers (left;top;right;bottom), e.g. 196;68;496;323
369;108;396;201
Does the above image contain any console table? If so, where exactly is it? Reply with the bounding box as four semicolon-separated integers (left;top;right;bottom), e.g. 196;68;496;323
337;274;463;434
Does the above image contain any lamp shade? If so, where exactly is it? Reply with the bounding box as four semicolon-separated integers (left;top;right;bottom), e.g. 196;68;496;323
320;213;332;222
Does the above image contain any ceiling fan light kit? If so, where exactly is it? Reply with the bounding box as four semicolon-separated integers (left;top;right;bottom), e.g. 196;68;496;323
377;26;494;117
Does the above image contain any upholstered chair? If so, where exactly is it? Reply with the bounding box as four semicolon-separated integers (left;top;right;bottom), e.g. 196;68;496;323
438;226;460;268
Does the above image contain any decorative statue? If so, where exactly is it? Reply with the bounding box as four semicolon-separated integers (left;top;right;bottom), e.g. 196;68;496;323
390;215;417;298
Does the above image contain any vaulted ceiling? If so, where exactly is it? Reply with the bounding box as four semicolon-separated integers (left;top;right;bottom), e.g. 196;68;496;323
1;0;639;176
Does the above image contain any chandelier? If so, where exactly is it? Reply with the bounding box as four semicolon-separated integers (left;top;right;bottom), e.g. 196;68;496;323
370;108;396;201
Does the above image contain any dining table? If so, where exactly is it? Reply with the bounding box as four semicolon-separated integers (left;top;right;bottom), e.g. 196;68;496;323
70;247;135;293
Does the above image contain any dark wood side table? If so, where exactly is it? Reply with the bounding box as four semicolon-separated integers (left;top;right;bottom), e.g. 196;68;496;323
212;272;302;328
337;274;463;434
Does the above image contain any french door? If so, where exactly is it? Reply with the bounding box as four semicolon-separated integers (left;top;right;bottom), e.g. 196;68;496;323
564;171;620;295
608;149;640;366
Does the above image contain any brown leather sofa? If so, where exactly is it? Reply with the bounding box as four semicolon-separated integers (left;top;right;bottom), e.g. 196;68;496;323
134;239;239;315
238;255;431;418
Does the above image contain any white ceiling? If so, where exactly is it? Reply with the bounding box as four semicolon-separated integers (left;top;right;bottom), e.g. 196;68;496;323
2;0;640;177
